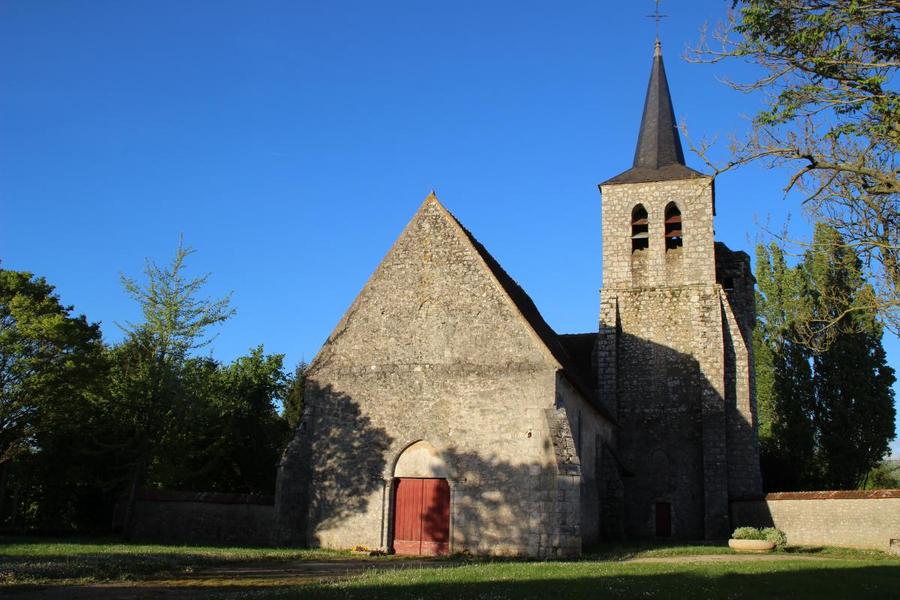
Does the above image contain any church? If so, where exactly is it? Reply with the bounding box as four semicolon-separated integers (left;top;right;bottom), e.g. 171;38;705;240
274;40;763;558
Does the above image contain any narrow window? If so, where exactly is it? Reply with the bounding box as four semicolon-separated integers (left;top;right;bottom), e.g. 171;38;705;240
631;205;649;252
664;203;682;250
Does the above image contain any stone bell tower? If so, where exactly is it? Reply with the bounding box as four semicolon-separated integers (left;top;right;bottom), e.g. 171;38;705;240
594;40;762;540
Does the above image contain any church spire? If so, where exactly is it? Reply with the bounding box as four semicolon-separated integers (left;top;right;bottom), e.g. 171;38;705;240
632;39;686;170
601;38;704;185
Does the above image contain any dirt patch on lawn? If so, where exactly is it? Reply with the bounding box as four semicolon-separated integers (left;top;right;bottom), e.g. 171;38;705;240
2;554;842;599
1;559;434;599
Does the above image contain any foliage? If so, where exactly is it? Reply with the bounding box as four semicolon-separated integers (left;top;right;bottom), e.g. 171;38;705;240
862;459;900;489
0;269;106;529
113;240;236;533
763;527;788;548
0;244;297;532
732;525;789;548
754;224;896;490
754;243;818;490
0;269;104;464
731;526;767;540
283;360;307;429
690;0;899;336
118;237;235;363
168;347;292;493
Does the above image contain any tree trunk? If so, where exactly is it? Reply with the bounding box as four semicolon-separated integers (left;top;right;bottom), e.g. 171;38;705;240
121;461;145;540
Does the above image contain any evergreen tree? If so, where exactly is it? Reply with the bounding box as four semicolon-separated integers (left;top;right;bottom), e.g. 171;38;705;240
754;244;817;490
804;224;896;488
283;361;307;430
755;225;896;490
114;239;234;534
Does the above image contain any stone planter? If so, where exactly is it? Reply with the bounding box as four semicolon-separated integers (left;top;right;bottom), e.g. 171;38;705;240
728;538;776;553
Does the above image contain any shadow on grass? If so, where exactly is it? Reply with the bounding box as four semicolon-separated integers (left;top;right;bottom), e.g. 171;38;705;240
3;558;899;599
583;540;732;561
276;564;900;600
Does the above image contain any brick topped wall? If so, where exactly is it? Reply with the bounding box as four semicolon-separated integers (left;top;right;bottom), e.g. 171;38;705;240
731;493;900;550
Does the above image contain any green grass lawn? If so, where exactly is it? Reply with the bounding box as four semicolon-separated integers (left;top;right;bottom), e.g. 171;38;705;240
285;560;900;600
0;536;351;585
1;537;898;600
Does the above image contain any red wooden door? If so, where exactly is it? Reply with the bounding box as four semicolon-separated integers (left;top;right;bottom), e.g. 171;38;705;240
393;478;450;556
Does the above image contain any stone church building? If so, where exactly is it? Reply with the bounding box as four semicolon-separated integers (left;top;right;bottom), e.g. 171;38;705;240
275;41;762;557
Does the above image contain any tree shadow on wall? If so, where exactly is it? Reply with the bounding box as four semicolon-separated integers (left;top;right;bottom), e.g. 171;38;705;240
609;327;762;540
424;448;564;555
275;381;393;546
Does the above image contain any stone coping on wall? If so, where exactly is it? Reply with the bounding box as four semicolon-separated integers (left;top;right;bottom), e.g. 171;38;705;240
763;490;900;500
136;489;274;505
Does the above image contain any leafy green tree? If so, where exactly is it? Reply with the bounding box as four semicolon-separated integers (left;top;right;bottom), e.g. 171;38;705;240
691;0;899;335
0;268;105;527
863;459;900;489
203;348;291;493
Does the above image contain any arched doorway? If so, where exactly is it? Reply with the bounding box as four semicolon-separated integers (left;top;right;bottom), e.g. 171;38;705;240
392;441;450;556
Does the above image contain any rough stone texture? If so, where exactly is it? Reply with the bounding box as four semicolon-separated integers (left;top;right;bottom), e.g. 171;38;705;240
731;493;900;551
600;178;717;289
275;196;614;557
596;176;762;540
125;492;274;546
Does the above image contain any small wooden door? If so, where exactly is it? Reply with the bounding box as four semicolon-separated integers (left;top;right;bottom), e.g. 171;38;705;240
655;501;672;537
393;478;450;556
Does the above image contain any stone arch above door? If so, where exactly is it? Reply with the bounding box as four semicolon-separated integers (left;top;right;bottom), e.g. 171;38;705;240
393;440;449;479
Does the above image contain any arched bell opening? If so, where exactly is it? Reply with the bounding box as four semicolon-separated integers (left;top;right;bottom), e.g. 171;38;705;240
631;204;649;252
664;203;683;250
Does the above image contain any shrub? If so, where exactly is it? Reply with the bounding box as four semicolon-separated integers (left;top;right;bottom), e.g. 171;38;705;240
731;526;787;547
762;527;787;548
731;527;765;540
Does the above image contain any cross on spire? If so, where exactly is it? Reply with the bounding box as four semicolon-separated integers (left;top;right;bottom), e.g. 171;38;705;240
646;0;668;41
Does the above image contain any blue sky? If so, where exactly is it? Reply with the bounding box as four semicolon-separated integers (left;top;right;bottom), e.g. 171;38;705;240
0;1;896;455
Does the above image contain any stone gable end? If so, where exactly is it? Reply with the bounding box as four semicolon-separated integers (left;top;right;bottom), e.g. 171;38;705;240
310;196;558;375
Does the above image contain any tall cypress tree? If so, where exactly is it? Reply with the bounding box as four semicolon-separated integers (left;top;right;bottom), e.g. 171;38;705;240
756;225;896;491
754;243;817;490
803;224;896;489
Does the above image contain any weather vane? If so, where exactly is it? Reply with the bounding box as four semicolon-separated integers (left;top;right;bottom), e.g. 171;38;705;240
646;0;668;40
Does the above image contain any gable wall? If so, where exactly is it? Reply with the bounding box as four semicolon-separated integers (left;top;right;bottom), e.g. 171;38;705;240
276;199;595;557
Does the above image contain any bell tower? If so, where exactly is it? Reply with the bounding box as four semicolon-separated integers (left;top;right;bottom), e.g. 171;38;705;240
599;39;716;291
594;39;762;541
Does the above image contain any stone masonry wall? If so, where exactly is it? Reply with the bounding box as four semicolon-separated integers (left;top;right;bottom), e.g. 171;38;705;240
127;492;274;546
731;491;900;550
555;373;616;548
603;285;725;539
276;197;610;557
596;175;760;539
600;177;715;289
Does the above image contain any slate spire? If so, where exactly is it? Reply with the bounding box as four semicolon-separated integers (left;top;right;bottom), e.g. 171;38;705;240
633;39;685;169
602;39;704;185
